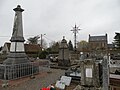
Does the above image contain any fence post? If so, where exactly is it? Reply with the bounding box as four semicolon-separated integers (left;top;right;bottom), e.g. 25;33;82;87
2;64;8;87
30;62;35;79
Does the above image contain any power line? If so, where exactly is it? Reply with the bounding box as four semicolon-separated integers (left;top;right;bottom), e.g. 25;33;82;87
0;36;10;37
44;35;55;42
0;34;38;38
0;34;55;44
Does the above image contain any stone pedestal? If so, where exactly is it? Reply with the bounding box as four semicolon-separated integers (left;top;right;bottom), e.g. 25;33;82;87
4;53;29;65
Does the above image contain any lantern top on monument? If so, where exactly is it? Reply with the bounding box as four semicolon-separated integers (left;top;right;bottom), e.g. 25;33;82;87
61;36;67;43
13;5;24;12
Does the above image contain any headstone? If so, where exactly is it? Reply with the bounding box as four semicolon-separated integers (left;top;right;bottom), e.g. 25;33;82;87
60;76;71;86
58;36;70;66
80;52;84;60
80;59;95;90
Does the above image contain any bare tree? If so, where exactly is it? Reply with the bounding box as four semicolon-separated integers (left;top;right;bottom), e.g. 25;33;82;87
49;41;60;53
77;40;89;51
27;35;40;44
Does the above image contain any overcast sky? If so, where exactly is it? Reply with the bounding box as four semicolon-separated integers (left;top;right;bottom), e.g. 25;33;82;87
0;0;120;47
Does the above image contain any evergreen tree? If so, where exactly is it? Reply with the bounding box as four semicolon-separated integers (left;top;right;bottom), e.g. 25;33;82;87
68;40;73;51
0;46;2;51
114;32;120;49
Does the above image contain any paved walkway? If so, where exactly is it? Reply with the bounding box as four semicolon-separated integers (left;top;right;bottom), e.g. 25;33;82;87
0;69;65;90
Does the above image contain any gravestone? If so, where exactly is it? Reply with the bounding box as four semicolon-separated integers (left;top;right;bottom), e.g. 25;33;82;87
80;59;96;90
58;36;70;66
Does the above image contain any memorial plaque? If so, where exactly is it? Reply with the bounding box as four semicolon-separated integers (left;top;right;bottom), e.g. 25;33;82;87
86;68;92;78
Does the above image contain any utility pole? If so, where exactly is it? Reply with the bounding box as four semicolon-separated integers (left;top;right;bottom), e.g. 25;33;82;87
40;34;46;50
71;24;81;52
41;34;42;49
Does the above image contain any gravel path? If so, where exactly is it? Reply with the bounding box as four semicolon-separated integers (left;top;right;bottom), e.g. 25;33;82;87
0;69;65;90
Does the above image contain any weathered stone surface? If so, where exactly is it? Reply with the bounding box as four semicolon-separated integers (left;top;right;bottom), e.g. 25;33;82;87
80;59;100;90
58;37;70;67
102;55;109;90
3;5;29;65
1;5;32;80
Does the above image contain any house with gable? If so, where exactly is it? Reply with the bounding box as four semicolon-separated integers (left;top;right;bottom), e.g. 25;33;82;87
88;34;108;59
88;34;108;51
1;42;42;58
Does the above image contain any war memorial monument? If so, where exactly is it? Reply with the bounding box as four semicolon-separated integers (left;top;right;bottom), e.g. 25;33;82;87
0;5;38;80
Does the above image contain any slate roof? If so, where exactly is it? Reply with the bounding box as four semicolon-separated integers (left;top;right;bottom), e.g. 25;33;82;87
89;34;107;42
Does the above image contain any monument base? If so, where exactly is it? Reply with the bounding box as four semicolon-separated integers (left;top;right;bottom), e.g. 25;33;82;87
3;52;30;65
1;52;39;80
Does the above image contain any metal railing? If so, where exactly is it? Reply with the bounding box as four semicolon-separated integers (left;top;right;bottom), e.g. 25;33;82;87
0;61;50;80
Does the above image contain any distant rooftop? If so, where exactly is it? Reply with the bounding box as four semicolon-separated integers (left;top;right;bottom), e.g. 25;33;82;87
89;34;107;42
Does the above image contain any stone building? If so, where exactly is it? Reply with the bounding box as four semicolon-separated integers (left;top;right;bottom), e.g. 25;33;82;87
88;34;108;59
88;34;108;51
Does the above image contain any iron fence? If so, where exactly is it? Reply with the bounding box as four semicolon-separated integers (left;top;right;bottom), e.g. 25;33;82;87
0;61;50;80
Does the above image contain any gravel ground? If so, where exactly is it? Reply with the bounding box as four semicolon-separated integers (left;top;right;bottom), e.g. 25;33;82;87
0;69;65;90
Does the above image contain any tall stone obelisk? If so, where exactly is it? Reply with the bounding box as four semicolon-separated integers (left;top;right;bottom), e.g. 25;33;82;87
3;5;29;65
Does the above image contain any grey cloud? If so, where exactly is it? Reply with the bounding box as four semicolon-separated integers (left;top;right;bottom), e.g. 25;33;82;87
0;0;120;46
